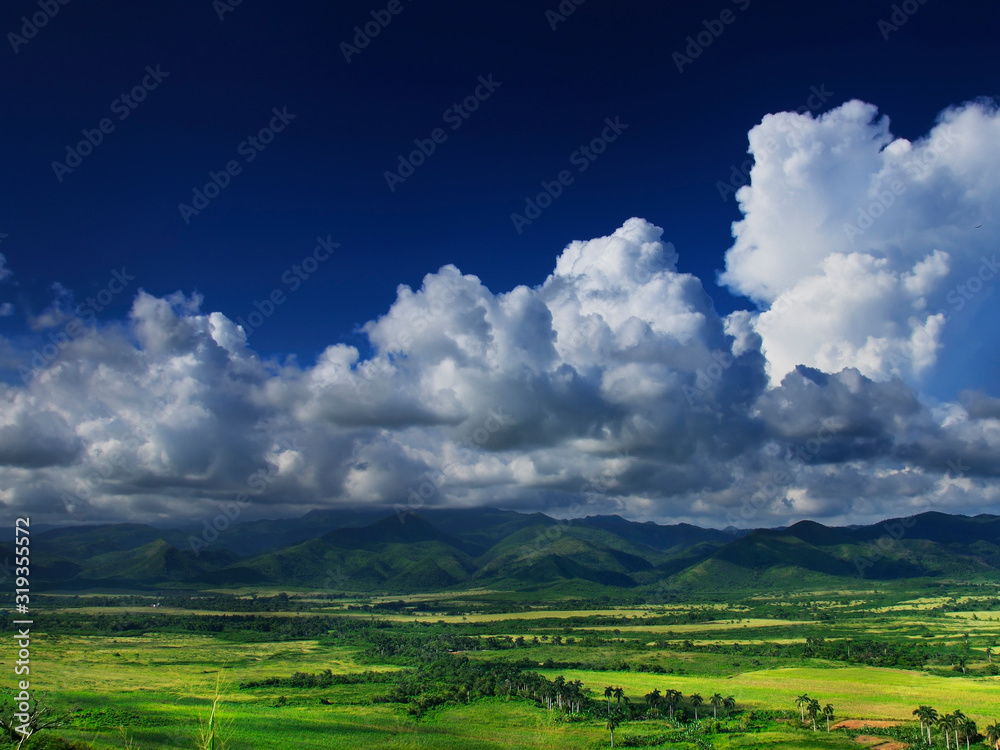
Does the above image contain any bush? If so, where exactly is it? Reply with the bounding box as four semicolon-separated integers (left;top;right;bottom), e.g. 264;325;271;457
22;736;91;750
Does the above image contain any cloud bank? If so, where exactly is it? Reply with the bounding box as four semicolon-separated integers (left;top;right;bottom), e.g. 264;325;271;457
2;99;999;528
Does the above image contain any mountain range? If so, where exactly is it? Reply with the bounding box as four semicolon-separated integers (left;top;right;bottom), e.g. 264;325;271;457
9;509;1000;594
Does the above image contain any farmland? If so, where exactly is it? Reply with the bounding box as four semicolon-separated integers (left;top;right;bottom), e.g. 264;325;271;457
5;584;999;749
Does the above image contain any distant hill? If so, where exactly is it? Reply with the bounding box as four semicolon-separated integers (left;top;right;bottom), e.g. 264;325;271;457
18;509;1000;594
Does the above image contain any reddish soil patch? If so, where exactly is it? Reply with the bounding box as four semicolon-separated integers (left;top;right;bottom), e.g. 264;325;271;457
853;739;907;750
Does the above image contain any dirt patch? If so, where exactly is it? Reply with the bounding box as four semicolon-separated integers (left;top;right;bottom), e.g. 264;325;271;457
852;735;907;750
834;720;905;730
854;737;885;747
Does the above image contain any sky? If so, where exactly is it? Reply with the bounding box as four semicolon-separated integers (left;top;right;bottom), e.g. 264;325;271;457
1;0;999;529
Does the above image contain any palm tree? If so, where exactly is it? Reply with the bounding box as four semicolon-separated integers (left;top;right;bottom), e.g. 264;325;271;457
795;694;811;723
986;646;993;665
553;676;566;710
710;693;723;720
952;710;968;750
604;686;614;717
941;713;955;750
723;695;736;717
960;717;976;750
689;693;703;720
924;706;939;746
606;714;620;748
613;686;625;709
823;704;835;732
808;699;821;731
914;706;933;742
665;689;682;720
983;720;1000;750
644;688;662;715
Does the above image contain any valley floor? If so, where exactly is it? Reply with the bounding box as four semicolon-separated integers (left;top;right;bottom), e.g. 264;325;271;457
8;585;1000;749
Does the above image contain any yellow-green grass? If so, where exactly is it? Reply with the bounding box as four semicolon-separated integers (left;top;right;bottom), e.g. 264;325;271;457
586;618;814;633
539;665;1000;724
334;608;656;622
46;605;336;617
31;633;392;699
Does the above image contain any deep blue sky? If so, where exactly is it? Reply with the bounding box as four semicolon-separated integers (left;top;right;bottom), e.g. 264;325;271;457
2;0;997;364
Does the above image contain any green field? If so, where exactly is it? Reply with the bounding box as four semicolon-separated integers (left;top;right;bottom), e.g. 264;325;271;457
5;585;1000;750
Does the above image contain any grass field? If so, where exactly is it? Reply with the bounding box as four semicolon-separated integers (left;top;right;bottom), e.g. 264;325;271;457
7;584;1000;749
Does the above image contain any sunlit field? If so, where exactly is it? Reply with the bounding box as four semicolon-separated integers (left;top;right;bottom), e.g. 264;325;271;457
7;584;998;750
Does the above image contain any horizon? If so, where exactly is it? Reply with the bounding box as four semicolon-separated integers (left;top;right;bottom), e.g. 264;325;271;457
28;505;998;536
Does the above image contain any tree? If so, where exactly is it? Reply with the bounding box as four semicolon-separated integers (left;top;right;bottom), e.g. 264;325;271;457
953;710;968;750
553;676;566;710
0;694;66;744
665;689;682;720
604;686;614;717
960;717;976;750
823;704;835;732
606;714;620;748
808;699;821;731
983;720;1000;749
924;707;940;746
711;693;723;720
689;693;703;721
795;693;811;723
645;688;662;715
941;713;955;750
724;695;736;717
913;706;934;744
613;686;625;709
986;646;993;665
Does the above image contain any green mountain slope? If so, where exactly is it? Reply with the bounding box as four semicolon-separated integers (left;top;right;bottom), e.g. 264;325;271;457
22;509;1000;594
